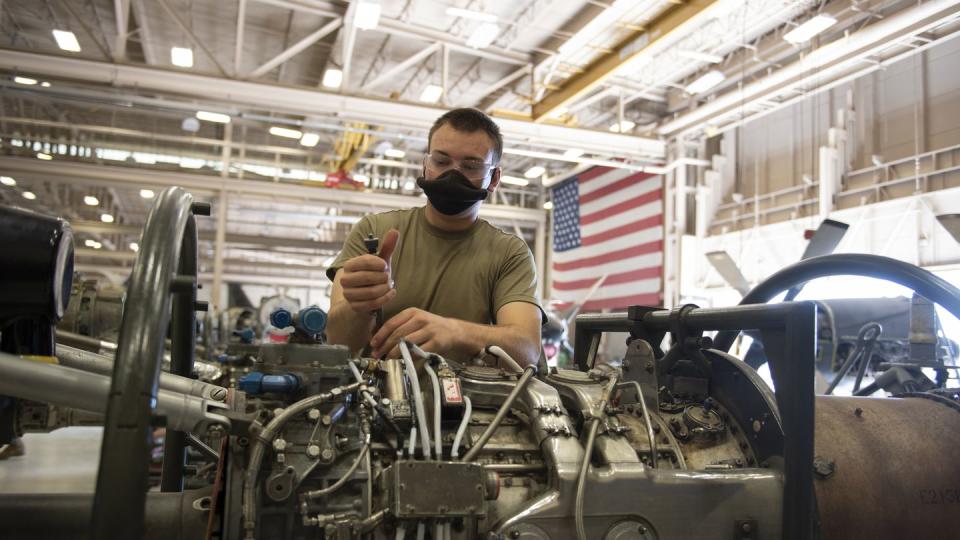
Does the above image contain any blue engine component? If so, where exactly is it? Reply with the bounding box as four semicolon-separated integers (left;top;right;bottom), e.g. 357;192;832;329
232;327;256;344
296;306;327;335
269;308;294;329
238;372;300;395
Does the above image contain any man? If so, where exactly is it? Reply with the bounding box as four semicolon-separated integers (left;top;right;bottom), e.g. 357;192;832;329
326;108;544;366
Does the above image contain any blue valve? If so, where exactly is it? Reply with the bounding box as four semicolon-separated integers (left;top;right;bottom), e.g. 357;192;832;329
232;327;255;344
296;306;328;335
238;372;300;395
270;308;294;329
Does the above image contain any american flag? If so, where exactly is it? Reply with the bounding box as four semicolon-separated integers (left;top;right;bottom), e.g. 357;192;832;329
550;166;663;311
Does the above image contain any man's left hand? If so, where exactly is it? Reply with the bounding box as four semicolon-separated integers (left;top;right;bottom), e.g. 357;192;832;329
370;308;457;359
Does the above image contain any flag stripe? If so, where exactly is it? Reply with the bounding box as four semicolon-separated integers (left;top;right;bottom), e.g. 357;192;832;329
581;192;660;229
554;228;662;263
551;253;662;283
552;279;660;301
578;168;634;196
582;215;661;246
578;166;615;184
580;172;655;204
553;266;662;291
554;239;662;271
580;176;660;217
583;293;662;311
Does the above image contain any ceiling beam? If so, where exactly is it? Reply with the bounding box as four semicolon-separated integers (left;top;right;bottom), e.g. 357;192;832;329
249;17;342;78
367;42;441;90
130;0;158;65
532;0;715;122
155;0;229;77
113;0;131;61
234;0;247;76
0;50;663;159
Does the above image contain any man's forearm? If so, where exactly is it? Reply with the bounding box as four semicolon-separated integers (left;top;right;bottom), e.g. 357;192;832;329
326;302;375;356
449;319;540;367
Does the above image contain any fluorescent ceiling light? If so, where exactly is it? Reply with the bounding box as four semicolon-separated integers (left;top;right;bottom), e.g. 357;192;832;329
40;81;51;88
322;68;343;88
14;76;37;85
354;0;382;30
784;14;837;44
467;22;500;49
130;242;139;252
500;175;530;187
84;239;99;248
132;153;157;164
446;7;498;22
196;111;231;123
22;191;37;200
171;47;194;68
140;189;155;199
269;126;303;139
524;165;546;179
300;132;321;147
563;148;584;159
543;201;553;210
678;50;723;64
353;173;370;185
384;148;405;159
0;176;15;186
100;213;114;223
609;120;636;133
685;70;725;94
179;158;205;169
52;30;81;52
36;152;53;160
557;0;632;56
419;84;443;103
83;195;99;206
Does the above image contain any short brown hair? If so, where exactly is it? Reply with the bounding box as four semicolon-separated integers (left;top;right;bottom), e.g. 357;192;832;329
428;108;503;165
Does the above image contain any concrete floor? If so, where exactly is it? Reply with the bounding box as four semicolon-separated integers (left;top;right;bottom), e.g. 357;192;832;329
0;427;102;493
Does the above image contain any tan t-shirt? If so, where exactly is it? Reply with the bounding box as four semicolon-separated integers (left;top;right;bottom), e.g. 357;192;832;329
327;206;545;326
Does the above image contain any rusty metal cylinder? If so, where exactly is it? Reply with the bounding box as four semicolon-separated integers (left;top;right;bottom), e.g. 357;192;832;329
382;359;406;403
814;395;960;540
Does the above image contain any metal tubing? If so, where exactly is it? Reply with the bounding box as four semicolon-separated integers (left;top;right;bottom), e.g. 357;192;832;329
92;186;196;540
0;352;226;433
575;377;618;540
461;366;536;462
56;344;227;402
619;381;657;468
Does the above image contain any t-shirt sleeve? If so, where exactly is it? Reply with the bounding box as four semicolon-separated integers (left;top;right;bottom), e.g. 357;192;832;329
326;215;376;282
493;238;547;326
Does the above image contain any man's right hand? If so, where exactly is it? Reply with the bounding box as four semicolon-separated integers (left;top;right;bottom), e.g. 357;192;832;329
338;229;400;314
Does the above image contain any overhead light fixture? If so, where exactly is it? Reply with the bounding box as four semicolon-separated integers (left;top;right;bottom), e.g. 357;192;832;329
685;70;725;94
524;165;546;179
354;0;382;30
500;175;530;187
419;84;443;103
467;22;500;49
563;148;584;159
171;46;194;68
13;76;37;85
129;242;139;252
784;14;837;44
22;191;37;200
384;148;405;159
677;50;723;64
84;239;99;248
100;213;115;223
270;126;303;139
140;189;155;199
196;111;231;124
178;158;205;169
83;195;99;206
0;176;15;186
40;81;51;88
446;6;498;22
353;173;371;185
543;201;554;210
609;120;636;133
300;132;321;147
36;152;53;160
322;68;343;88
132;153;157;164
52;30;81;52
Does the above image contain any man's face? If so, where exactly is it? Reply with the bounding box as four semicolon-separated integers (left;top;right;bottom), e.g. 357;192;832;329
425;123;501;191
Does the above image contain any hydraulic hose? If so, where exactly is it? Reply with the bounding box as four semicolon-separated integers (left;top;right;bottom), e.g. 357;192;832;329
451;396;473;459
461;366;536;462
301;443;370;500
400;341;432;459
424;363;443;459
485;345;524;374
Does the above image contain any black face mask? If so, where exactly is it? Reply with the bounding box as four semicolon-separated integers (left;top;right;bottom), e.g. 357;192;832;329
417;169;489;216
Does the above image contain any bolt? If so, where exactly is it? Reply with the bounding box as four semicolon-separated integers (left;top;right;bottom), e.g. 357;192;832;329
509;531;520;539
322;415;332;426
307;408;321;421
273;439;287;452
321;448;334;460
306;445;321;458
638;524;648;533
741;522;752;534
644;361;655;373
210;387;228;401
